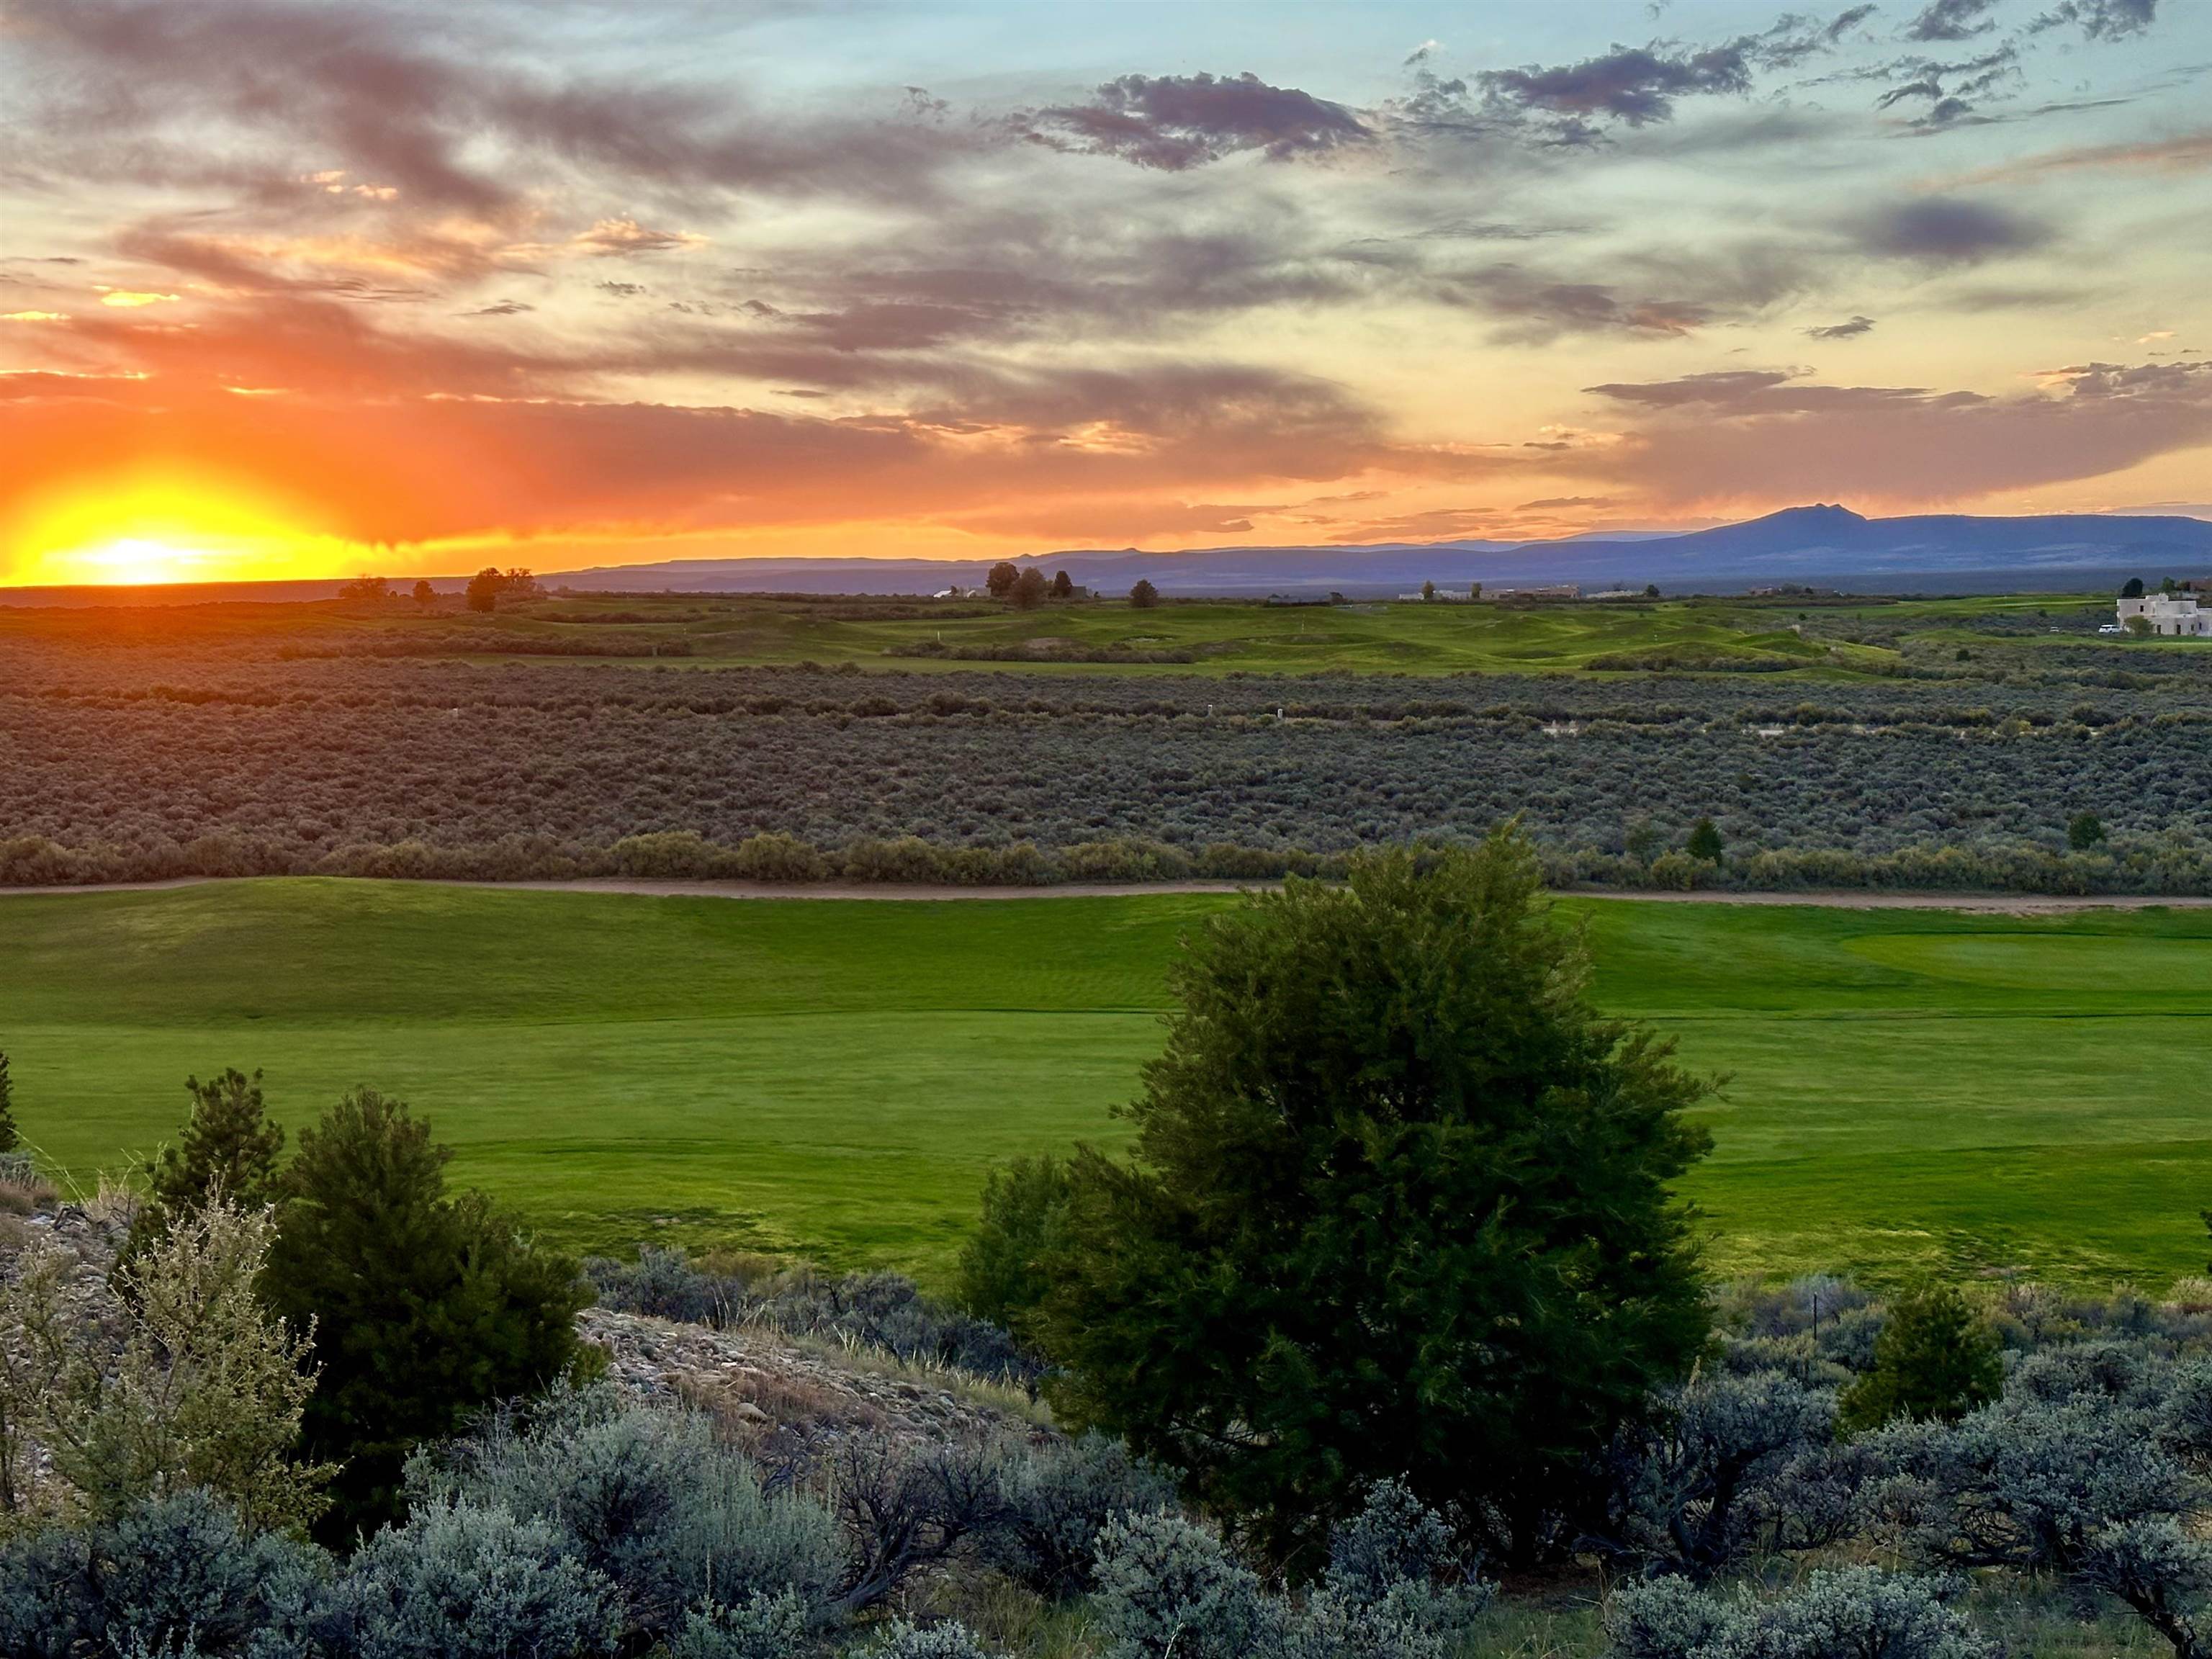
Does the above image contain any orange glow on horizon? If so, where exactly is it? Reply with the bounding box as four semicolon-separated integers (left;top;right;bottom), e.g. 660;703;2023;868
1;467;374;587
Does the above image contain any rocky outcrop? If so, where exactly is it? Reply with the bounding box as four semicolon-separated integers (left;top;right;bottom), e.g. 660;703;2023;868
577;1305;1049;1463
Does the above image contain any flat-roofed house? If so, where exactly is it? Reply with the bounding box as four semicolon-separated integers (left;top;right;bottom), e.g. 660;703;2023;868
2119;593;2212;636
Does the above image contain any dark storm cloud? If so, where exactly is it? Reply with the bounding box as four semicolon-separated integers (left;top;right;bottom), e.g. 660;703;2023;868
1854;197;2052;263
1016;72;1372;171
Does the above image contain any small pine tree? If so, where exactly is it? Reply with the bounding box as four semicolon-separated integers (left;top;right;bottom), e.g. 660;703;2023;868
2067;811;2106;851
266;1087;595;1539
0;1051;18;1155
1837;1285;2001;1433
1129;579;1160;610
1686;817;1725;862
147;1069;287;1215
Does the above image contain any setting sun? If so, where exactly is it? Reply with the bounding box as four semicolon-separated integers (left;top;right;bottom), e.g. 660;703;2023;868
58;537;238;585
0;467;369;586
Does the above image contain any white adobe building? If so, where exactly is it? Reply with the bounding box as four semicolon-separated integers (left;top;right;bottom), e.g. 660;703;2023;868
2118;592;2212;636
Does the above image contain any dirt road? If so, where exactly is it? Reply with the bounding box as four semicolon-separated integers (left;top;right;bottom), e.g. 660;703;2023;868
4;874;2211;913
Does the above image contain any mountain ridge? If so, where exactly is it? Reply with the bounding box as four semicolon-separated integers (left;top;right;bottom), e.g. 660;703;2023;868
549;506;2212;598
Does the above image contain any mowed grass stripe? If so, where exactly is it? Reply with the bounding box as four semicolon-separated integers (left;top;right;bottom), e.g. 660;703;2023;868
5;880;2211;1285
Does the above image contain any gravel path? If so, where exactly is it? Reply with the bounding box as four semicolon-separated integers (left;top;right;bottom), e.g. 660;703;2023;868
6;874;2212;913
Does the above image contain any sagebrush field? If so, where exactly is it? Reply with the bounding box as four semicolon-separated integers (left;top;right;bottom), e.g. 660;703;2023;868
12;593;2212;891
4;878;2206;1287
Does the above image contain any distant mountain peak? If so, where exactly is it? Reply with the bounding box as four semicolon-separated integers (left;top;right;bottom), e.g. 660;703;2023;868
1764;503;1867;526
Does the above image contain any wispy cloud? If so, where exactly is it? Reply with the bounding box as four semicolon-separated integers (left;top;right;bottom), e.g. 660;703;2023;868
1015;72;1371;170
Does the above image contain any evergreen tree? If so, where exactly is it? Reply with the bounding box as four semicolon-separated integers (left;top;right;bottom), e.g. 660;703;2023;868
1021;832;1714;1563
1129;579;1160;609
264;1087;594;1539
125;1069;287;1264
2067;811;2106;851
1837;1285;2002;1433
956;1154;1073;1331
147;1069;287;1215
1686;817;1725;862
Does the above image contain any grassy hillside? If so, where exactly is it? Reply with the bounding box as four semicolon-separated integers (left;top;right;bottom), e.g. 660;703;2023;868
2;879;2207;1287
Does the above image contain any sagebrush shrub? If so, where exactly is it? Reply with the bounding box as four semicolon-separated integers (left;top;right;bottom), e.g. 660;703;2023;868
325;1498;622;1659
0;1489;328;1659
1596;1369;1838;1580
0;1525;94;1659
1326;1478;1460;1600
1609;1568;1990;1659
852;1617;1001;1658
665;1589;814;1659
1089;1511;1280;1659
409;1387;842;1639
989;1431;1176;1597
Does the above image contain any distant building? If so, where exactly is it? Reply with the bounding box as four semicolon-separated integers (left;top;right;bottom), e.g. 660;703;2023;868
2118;593;2212;636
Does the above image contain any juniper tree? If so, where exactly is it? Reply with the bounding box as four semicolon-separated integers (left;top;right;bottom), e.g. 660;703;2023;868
1021;830;1714;1563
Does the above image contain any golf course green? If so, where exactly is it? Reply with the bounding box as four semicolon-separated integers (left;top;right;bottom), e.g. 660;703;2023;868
2;878;2206;1288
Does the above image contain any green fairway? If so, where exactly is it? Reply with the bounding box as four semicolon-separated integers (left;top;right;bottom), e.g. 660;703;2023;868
2;880;2208;1287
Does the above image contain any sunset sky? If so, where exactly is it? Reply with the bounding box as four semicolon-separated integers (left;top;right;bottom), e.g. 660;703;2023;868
2;0;2208;585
